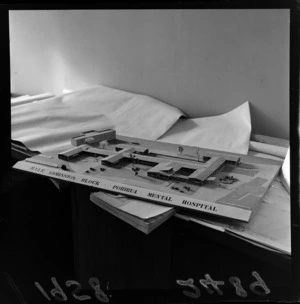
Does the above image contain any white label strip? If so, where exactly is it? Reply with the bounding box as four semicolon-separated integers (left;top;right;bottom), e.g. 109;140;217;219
13;160;251;222
25;157;60;168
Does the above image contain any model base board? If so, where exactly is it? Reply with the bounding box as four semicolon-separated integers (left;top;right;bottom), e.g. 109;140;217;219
13;130;282;222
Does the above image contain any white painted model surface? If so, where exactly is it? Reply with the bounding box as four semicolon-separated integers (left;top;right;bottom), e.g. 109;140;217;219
13;133;281;222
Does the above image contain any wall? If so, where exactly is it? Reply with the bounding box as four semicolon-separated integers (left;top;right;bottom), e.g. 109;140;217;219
9;9;290;139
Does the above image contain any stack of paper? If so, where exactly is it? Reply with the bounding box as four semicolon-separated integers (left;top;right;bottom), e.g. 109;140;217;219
90;175;290;253
90;192;176;234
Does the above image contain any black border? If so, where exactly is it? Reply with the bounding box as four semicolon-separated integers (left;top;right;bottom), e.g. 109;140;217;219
290;0;300;300
1;0;296;10
1;0;299;301
0;6;10;174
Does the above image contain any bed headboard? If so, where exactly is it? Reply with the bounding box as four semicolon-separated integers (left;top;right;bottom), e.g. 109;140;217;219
9;9;290;139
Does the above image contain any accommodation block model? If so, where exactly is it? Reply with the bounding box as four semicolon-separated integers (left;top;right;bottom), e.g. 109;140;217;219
59;129;240;186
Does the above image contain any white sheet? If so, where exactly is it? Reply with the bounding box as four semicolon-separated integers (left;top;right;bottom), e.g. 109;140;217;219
158;101;251;155
11;85;184;153
280;147;290;193
98;194;173;220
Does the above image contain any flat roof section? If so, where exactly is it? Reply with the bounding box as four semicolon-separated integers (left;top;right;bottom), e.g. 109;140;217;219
189;157;226;182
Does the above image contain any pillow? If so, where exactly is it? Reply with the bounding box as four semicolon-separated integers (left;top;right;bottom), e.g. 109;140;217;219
158;101;251;155
11;85;184;153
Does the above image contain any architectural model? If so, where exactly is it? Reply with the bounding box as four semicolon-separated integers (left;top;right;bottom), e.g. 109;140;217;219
13;129;282;222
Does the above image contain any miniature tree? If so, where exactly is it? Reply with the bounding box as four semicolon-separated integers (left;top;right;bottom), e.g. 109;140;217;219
220;175;239;184
132;167;140;176
99;141;107;149
130;154;136;168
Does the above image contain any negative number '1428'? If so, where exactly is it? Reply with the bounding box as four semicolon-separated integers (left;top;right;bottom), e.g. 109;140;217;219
35;277;109;302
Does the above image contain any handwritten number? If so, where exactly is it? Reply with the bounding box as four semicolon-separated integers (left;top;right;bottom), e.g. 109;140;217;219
229;276;247;297
199;274;224;295
34;282;51;301
50;277;68;302
250;271;271;296
88;277;109;303
33;272;270;301
176;278;201;299
66;280;91;301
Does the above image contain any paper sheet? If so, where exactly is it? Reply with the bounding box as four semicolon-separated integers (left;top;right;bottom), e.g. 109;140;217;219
229;180;290;254
280;147;290;193
181;179;290;255
95;194;173;220
249;141;288;159
11;85;183;153
249;148;289;195
11;93;55;107
158;101;251;155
